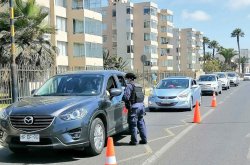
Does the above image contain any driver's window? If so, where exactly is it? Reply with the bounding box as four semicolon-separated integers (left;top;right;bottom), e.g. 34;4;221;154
192;80;197;85
106;76;117;97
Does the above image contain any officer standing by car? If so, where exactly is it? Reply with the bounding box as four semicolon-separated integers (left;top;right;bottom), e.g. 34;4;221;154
124;73;147;145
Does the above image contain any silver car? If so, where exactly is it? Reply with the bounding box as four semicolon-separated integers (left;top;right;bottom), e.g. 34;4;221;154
213;72;230;90
148;77;202;111
197;74;222;95
227;72;240;86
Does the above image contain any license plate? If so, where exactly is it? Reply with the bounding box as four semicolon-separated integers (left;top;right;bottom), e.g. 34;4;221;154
161;100;171;104
20;134;40;142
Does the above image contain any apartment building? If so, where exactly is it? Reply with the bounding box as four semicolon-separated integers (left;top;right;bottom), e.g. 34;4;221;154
158;9;174;71
36;0;103;69
179;28;203;72
103;0;175;72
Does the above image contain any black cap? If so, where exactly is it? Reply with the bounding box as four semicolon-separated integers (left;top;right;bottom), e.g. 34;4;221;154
125;73;137;80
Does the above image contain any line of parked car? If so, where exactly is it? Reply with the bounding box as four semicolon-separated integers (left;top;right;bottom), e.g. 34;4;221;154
148;72;241;112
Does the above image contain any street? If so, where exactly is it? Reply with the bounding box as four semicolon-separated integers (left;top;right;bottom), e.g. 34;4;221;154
0;81;250;165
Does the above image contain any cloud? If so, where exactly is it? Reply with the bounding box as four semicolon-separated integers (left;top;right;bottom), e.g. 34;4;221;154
181;10;211;21
228;0;250;10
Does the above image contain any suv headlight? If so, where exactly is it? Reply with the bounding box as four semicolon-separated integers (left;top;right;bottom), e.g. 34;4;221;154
0;109;8;120
60;108;88;121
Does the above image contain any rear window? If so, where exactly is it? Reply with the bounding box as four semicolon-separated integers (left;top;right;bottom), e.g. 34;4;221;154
244;74;250;76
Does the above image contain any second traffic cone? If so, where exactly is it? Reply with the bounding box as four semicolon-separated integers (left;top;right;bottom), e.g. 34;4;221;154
105;137;117;165
211;92;217;107
193;101;201;123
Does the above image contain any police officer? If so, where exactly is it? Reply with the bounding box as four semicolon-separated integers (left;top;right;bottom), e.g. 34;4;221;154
124;73;147;145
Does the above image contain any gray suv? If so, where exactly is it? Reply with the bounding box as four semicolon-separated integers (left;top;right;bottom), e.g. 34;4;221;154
0;70;128;155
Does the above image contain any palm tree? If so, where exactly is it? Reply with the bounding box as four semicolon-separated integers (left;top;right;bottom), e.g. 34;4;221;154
218;48;237;66
208;40;219;58
202;36;210;63
236;57;248;73
103;50;128;70
231;28;245;73
0;0;56;68
203;52;212;63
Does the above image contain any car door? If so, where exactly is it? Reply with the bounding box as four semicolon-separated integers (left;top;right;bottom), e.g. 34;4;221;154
116;74;128;126
105;75;124;134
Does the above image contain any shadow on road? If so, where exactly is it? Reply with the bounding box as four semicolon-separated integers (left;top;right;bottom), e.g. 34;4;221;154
0;148;94;164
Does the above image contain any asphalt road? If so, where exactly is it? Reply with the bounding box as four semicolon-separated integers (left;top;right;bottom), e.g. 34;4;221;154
0;81;249;165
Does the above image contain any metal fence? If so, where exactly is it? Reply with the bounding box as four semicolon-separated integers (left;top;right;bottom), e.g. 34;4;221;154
0;65;195;104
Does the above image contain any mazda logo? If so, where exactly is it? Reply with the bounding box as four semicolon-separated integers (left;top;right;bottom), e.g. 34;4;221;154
24;116;34;125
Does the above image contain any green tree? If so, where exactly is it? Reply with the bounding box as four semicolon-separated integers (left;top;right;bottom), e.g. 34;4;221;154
203;59;221;73
203;52;212;63
202;36;210;63
231;28;245;73
103;50;128;70
0;0;56;68
208;40;219;58
218;48;237;66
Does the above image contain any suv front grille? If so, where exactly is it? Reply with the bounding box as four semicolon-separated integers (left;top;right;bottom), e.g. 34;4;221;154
10;115;54;132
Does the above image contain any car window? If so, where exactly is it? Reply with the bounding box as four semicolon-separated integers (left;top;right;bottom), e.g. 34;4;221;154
192;80;196;85
157;79;189;89
227;73;235;77
218;74;226;78
106;76;117;91
35;74;104;96
199;75;216;81
117;75;126;87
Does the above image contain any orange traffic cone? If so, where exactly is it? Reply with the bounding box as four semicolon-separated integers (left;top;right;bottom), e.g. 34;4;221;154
105;137;117;165
193;101;201;123
211;92;217;107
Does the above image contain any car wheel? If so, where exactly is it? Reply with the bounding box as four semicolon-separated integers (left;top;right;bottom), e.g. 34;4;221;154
215;92;218;96
86;118;105;156
9;147;28;154
219;90;222;94
228;86;230;89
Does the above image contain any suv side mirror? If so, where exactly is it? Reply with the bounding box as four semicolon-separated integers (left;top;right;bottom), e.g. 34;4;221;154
110;88;122;96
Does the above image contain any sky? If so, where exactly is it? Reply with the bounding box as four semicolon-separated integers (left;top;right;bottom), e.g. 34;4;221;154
131;0;250;50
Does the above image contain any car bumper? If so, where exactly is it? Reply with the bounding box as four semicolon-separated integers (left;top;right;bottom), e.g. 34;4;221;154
148;97;191;110
0;117;90;150
200;86;218;93
244;77;250;81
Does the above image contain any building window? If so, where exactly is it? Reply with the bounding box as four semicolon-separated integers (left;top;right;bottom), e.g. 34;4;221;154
160;14;173;22
161;37;168;44
167;60;173;67
126;19;133;28
57;41;67;56
112;9;116;17
72;0;83;9
73;43;85;57
85;42;102;58
144;7;157;16
73;19;84;33
126;7;133;14
56;16;67;32
144;20;150;28
144;33;150;41
103;35;107;42
55;0;67;7
127;45;134;53
126;32;134;40
176;48;179;53
151;58;157;66
85;17;102;36
160;48;170;56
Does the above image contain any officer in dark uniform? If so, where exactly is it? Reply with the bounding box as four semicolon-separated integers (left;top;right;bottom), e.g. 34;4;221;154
124;73;147;145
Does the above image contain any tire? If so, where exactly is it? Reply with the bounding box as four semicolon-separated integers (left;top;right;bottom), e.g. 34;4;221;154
9;147;28;154
86;118;105;156
219;90;222;94
149;108;156;112
215;92;218;96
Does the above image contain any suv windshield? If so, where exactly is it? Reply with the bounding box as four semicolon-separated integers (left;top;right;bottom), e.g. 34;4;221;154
157;79;189;89
34;74;104;96
199;75;216;81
